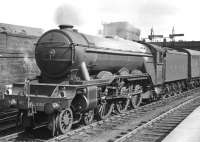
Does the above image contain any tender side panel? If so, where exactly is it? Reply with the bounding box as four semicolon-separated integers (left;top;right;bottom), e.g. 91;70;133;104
165;51;188;82
191;55;200;78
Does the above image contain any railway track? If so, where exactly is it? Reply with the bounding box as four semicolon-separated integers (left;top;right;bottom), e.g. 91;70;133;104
0;109;17;124
0;108;18;134
115;95;200;142
0;88;199;142
47;88;200;142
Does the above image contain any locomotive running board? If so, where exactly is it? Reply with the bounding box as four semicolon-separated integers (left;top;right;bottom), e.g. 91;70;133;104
69;78;114;86
86;48;153;57
116;74;149;81
127;76;148;81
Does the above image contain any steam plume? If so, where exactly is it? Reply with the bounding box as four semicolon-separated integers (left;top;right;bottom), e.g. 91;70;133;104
54;4;82;26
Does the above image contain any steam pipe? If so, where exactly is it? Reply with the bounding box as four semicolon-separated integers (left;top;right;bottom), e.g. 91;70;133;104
80;62;90;81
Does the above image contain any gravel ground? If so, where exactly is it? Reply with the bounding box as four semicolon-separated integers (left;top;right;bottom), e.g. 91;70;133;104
73;94;196;142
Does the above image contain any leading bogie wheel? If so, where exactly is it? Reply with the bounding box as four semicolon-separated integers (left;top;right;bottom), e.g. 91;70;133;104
82;109;94;125
58;108;73;134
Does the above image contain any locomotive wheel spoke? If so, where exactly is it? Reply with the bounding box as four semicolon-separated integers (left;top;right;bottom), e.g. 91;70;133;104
58;108;73;134
97;101;114;120
131;94;142;108
115;98;130;113
82;109;94;125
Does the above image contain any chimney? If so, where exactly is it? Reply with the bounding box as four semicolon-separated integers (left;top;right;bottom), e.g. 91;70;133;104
59;25;73;29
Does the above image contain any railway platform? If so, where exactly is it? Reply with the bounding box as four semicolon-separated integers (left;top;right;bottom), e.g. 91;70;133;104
162;105;200;142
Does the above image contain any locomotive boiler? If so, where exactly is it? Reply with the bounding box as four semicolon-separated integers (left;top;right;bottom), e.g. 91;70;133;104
35;25;152;82
4;25;200;136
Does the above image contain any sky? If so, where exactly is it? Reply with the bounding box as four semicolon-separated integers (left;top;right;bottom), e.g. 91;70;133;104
0;0;200;41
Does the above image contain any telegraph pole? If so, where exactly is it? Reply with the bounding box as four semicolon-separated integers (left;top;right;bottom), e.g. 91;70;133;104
169;26;184;41
169;26;184;48
148;27;163;41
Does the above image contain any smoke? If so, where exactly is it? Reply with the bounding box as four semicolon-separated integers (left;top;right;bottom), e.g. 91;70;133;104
54;4;82;26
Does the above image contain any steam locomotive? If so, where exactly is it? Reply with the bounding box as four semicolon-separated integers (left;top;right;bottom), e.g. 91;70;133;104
4;25;200;136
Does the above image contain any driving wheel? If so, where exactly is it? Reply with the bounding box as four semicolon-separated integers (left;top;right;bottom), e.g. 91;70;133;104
130;85;142;108
115;98;130;113
96;101;114;120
